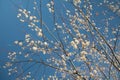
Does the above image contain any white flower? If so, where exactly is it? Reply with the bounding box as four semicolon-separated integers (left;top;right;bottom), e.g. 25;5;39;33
47;3;51;7
57;25;62;29
86;40;90;46
20;19;25;22
82;40;90;48
8;72;11;75
81;55;86;61
14;41;19;44
42;49;46;54
29;16;34;20
24;54;29;58
5;62;12;67
48;8;54;13
73;0;81;5
31;40;34;44
74;38;79;45
38;32;43;37
33;7;36;10
71;41;78;49
49;8;52;12
93;70;97;74
25;34;30;38
71;41;75;46
32;46;38;51
44;42;48;46
25;39;30;43
18;9;22;12
90;5;92;10
50;1;54;5
19;42;23;46
90;72;94;78
66;10;70;13
61;55;65;59
17;13;21;18
81;51;87;56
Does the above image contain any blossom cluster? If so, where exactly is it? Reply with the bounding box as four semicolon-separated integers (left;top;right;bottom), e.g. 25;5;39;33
3;0;120;80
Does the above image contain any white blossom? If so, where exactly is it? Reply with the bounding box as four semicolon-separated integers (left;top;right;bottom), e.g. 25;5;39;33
37;32;43;37
32;46;38;51
18;42;23;46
